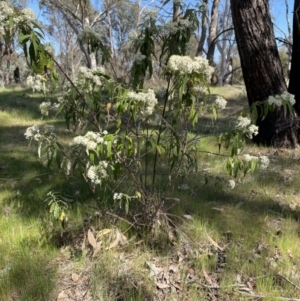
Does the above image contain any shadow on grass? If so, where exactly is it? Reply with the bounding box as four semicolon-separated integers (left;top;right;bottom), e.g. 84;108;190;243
0;242;57;301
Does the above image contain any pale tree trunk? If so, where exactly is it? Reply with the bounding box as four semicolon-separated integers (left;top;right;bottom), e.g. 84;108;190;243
207;0;220;66
231;0;299;147
104;0;115;59
216;0;231;85
196;0;208;56
285;0;292;74
83;18;97;69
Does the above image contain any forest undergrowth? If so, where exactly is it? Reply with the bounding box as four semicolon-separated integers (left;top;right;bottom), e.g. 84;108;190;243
1;86;300;301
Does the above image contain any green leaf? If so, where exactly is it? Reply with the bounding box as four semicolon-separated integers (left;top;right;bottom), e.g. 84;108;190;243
106;140;112;158
89;152;95;165
282;101;287;118
251;105;258;123
212;105;217;120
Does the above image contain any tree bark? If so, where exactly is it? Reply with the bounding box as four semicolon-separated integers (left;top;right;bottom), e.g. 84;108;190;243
288;0;300;114
207;0;220;66
173;0;180;22
231;0;299;147
196;0;208;57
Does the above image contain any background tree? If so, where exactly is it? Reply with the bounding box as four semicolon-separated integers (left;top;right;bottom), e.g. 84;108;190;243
39;0;117;69
216;0;234;85
46;9;84;82
206;0;220;66
231;0;299;147
288;0;300;113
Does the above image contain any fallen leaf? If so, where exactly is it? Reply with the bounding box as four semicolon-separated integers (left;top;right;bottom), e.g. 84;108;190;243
155;282;171;289
71;272;80;283
203;269;214;286
93;241;102;257
96;228;112;239
87;229;97;249
207;234;224;251
108;231;121;249
57;291;70;301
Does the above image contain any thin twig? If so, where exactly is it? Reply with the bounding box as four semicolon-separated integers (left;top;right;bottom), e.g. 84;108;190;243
276;274;300;291
239;291;300;301
106;211;134;227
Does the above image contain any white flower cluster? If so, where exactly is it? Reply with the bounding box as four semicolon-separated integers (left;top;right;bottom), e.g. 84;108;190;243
243;154;270;169
40;102;52;116
39;101;60;116
236;116;259;139
70;130;109;154
13;8;35;23
24;124;55;140
113;193;124;200
26;75;46;92
236;116;251;128
267;91;295;107
167;55;214;82
127;89;158;116
86;161;109;185
215;96;227;110
191;84;209;95
163;19;193;35
0;2;14;18
74;66;106;93
0;3;35;36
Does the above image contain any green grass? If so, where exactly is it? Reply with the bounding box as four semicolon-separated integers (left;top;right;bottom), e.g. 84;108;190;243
2;85;300;300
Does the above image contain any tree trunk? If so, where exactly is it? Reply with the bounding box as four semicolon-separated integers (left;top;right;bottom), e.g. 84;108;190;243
216;0;231;86
196;0;208;57
231;0;298;147
173;0;180;22
207;0;220;66
288;0;300;114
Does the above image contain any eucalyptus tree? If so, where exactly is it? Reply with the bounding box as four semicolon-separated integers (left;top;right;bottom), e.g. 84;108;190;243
216;0;234;85
207;0;220;66
288;0;300;114
45;9;83;81
231;0;299;147
39;0;118;69
107;0;139;77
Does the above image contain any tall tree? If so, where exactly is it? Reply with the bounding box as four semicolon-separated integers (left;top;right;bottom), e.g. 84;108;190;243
216;0;234;85
195;0;208;57
231;0;298;147
206;0;220;66
288;0;300;113
40;0;118;69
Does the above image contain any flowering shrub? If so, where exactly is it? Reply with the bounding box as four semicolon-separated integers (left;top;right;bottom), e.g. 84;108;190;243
125;89;158;117
22;2;283;221
0;2;36;36
167;55;214;80
251;91;295;122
